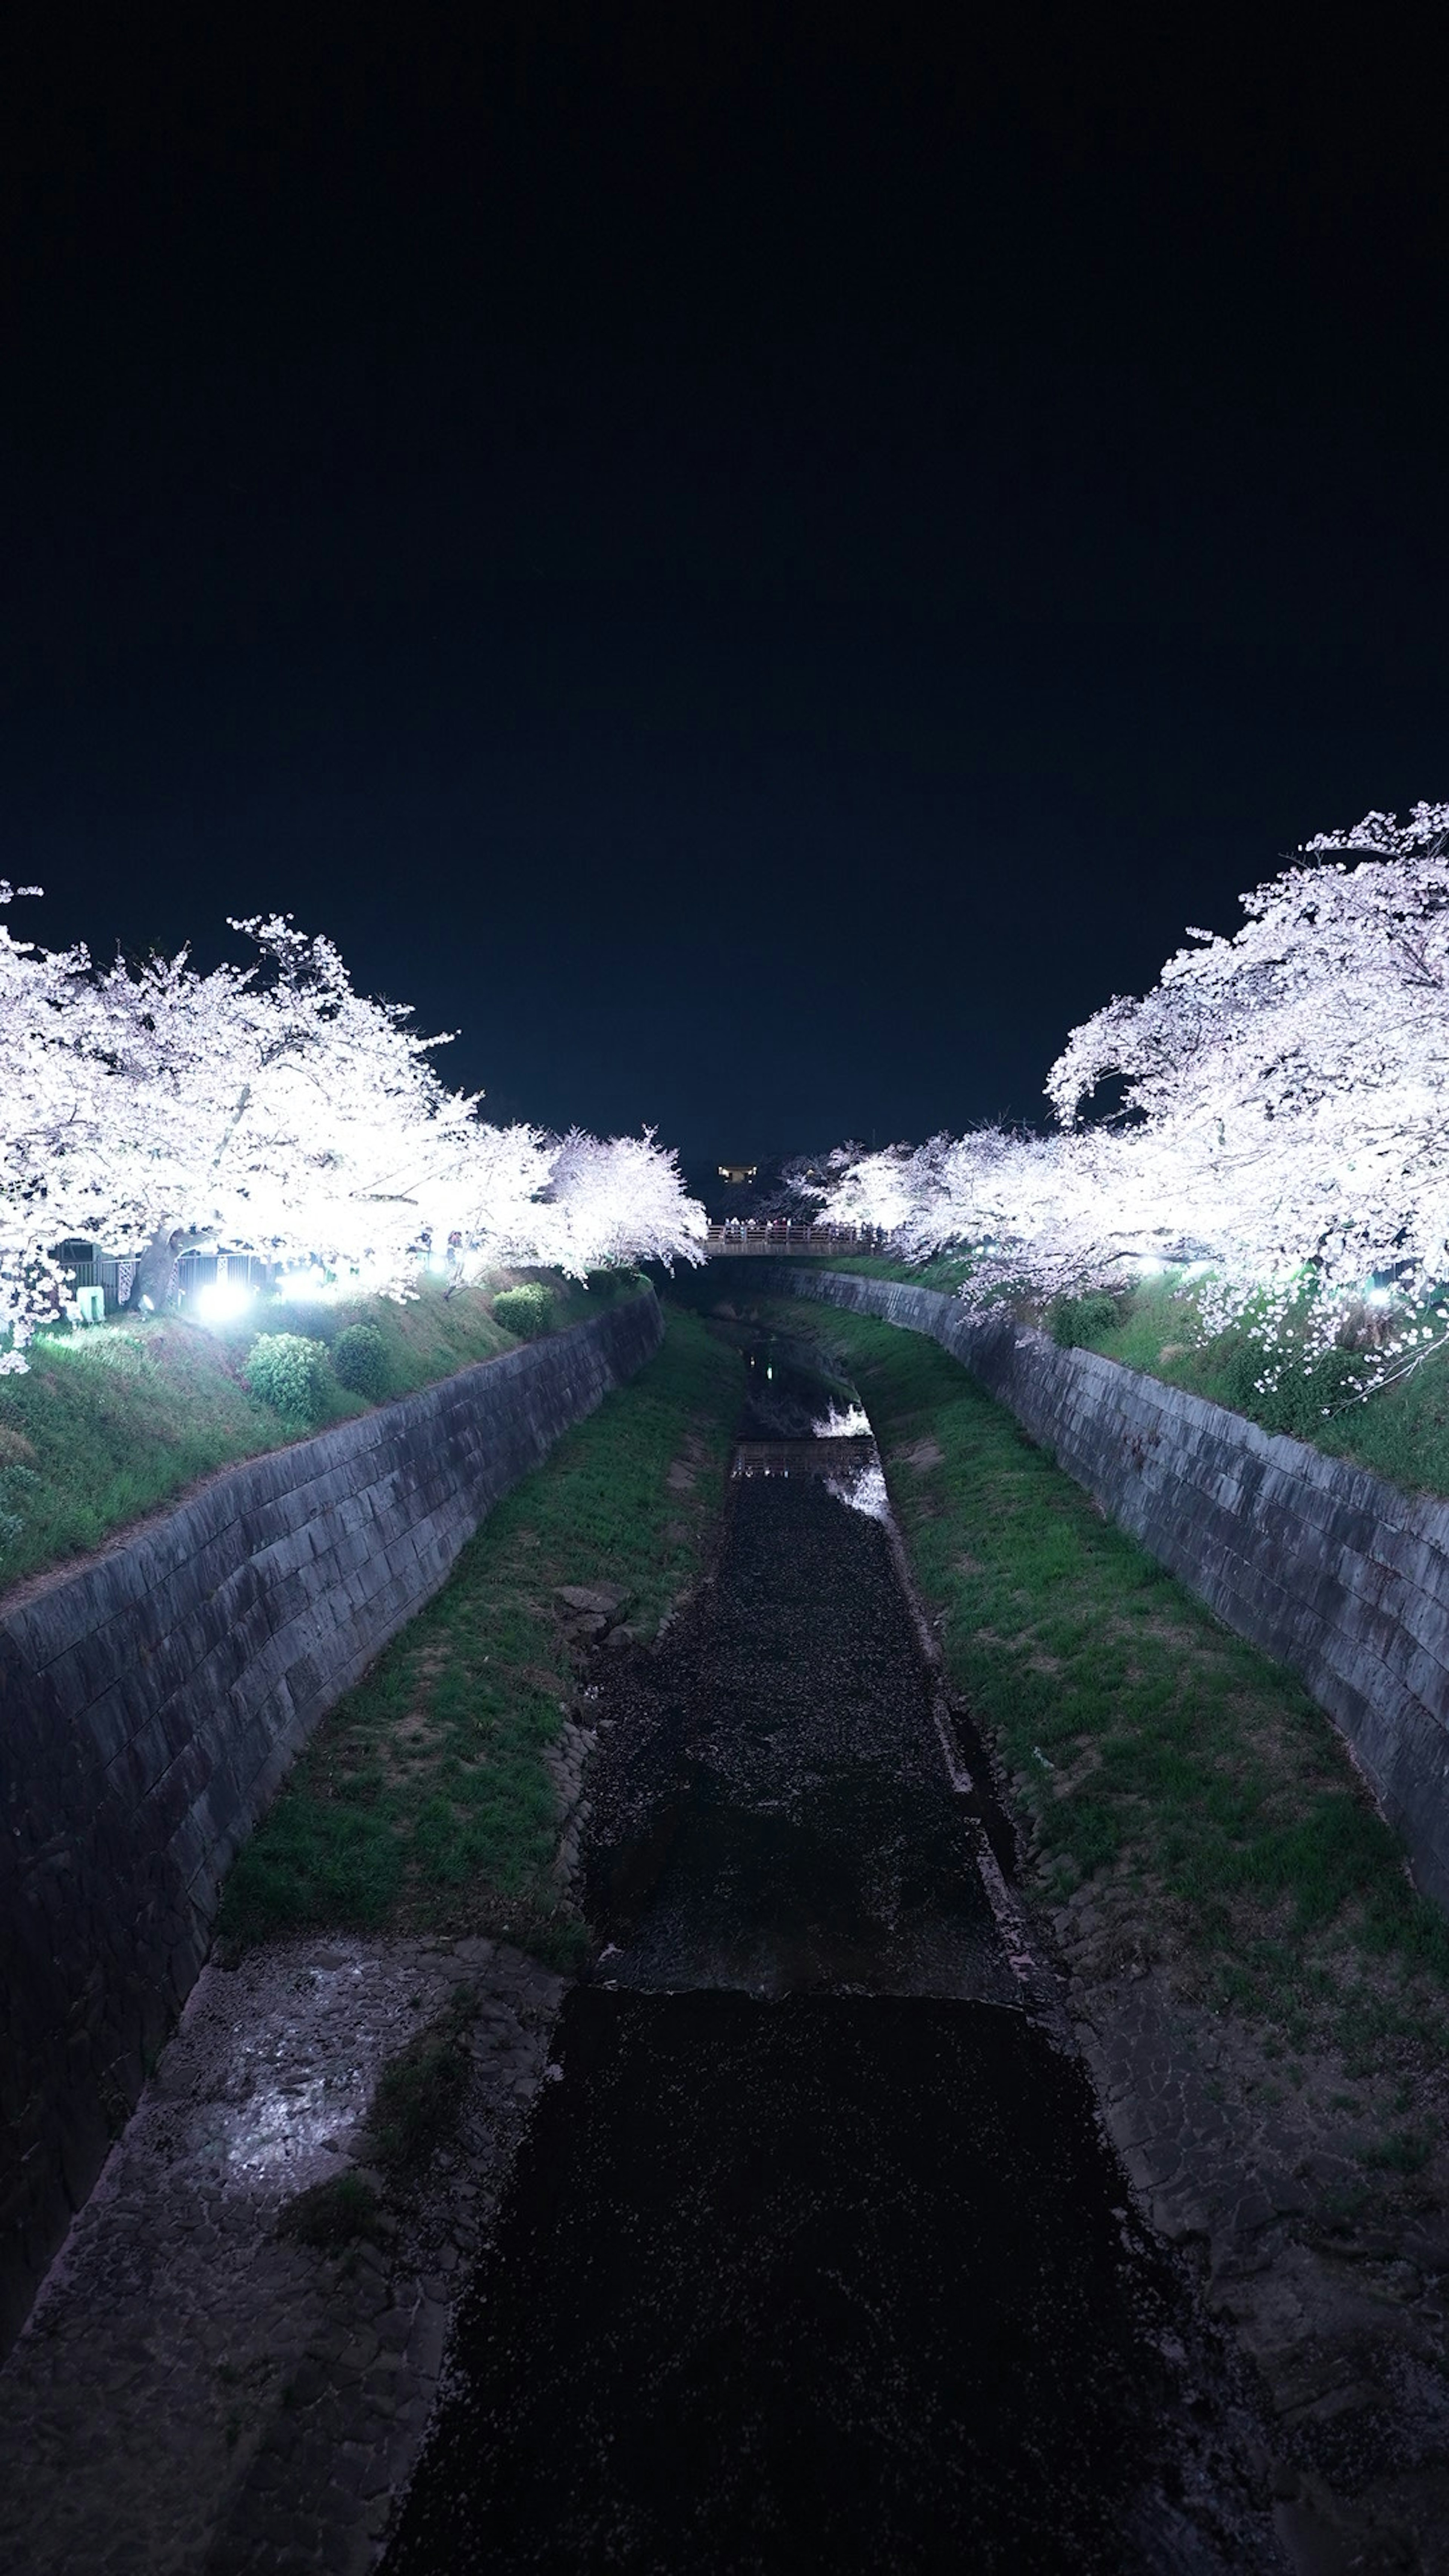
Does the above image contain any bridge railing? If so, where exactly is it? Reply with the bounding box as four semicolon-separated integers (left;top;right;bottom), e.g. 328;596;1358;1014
703;1223;886;1256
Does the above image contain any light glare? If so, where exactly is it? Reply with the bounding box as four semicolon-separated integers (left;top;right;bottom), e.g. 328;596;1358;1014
196;1280;254;1324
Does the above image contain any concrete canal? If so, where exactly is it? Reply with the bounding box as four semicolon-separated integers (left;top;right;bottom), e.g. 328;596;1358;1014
385;1333;1274;2572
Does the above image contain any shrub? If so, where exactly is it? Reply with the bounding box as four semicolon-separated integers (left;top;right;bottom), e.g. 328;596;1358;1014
1049;1291;1121;1349
1214;1330;1364;1438
245;1332;333;1420
586;1266;645;1301
493;1283;555;1340
332;1321;390;1400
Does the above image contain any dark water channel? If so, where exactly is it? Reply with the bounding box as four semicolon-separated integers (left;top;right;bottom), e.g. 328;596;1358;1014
385;1336;1272;2573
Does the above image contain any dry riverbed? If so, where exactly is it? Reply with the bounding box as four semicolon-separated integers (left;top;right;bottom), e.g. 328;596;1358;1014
19;1287;1449;2568
748;1289;1449;2573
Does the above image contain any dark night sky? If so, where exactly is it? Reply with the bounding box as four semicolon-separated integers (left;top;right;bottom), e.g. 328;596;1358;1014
5;8;1446;1166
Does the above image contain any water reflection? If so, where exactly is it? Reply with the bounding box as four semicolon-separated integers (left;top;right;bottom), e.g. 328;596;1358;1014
812;1400;872;1438
828;1458;889;1518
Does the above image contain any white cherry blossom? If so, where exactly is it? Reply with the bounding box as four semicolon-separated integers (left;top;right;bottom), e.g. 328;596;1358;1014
817;806;1449;1403
0;892;704;1367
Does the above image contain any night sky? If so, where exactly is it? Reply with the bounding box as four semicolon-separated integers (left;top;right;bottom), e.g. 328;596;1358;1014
5;11;1446;1170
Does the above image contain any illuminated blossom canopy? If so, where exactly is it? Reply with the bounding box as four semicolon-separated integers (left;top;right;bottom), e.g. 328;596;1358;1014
534;1128;711;1278
817;806;1449;1397
0;891;704;1370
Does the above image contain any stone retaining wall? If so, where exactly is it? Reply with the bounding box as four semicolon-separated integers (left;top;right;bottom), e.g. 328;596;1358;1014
773;1267;1449;1913
0;1288;663;2353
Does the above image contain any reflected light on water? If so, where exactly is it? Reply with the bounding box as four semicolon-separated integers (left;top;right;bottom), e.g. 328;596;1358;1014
812;1403;872;1438
828;1462;890;1520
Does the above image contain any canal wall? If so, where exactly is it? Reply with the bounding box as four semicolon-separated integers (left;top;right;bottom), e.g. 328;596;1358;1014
770;1266;1449;1913
0;1287;663;2354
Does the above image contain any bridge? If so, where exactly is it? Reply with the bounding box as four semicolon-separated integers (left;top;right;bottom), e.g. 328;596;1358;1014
702;1223;883;1257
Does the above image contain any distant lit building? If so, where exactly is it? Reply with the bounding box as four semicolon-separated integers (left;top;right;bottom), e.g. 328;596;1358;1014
717;1162;757;1186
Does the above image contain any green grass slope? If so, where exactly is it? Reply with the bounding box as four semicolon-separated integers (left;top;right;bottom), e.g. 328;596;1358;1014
216;1307;742;1969
0;1273;634;1593
762;1296;1449;2085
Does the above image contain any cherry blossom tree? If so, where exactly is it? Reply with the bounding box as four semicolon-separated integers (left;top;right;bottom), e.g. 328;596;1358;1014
821;1125;1166;1296
1047;804;1449;1352
0;892;705;1369
532;1129;708;1278
0;882;99;1369
819;804;1449;1403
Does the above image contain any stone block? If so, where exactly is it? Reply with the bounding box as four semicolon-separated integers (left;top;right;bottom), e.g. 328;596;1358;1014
5;1581;108;1675
1392;1584;1449;1667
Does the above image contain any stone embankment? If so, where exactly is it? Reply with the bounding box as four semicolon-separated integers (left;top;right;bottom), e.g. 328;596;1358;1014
772;1267;1449;1912
0;1287;663;2354
0;1932;564;2576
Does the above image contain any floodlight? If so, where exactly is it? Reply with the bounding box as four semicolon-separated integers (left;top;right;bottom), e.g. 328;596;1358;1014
197;1279;254;1324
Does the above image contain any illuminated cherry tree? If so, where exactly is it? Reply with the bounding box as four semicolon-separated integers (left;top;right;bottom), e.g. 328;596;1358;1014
1047;804;1449;1361
0;891;703;1369
0;883;85;1369
533;1128;709;1277
818;805;1449;1400
819;1125;1165;1295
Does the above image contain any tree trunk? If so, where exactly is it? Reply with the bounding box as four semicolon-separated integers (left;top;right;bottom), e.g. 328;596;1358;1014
125;1227;202;1312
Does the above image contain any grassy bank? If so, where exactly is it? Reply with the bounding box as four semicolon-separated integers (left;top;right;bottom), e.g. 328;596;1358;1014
0;1271;633;1592
824;1249;976;1293
217;1307;742;1969
759;1296;1449;2115
808;1250;1449;1501
1045;1271;1449;1499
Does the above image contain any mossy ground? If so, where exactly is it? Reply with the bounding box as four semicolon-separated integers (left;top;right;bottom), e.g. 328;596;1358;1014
757;1298;1449;2127
217;1309;742;1968
0;1270;629;1591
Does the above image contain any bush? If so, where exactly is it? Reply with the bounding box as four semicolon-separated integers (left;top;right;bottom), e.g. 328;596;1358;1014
245;1332;333;1421
1214;1331;1365;1438
1049;1291;1121;1349
332;1321;391;1400
493;1284;555;1340
586;1266;645;1301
